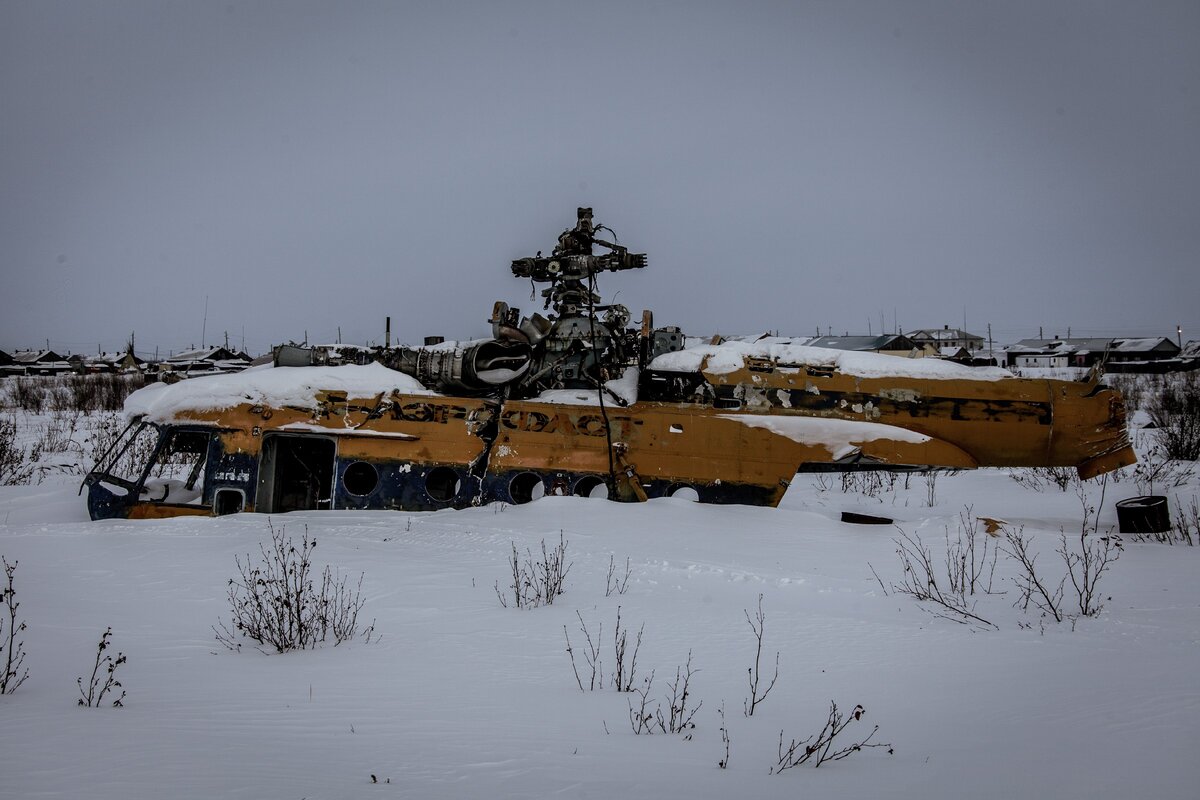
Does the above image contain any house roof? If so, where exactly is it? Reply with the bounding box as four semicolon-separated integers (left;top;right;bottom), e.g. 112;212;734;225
164;346;251;364
805;334;917;352
10;349;66;364
909;328;985;343
1007;337;1180;357
76;351;146;365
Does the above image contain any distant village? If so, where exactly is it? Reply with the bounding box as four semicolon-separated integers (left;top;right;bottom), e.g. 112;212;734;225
0;345;260;379
2;326;1198;379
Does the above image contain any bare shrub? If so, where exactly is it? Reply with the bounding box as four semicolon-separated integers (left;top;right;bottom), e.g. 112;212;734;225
718;701;731;769
1009;466;1076;493
494;533;571;609
1002;527;1066;623
1106;373;1148;413
563;605;643;693
562;608;699;737
0;417;34;486
66;373;146;413
945;508;999;597
743;593;779;717
605;554;631;597
772;702;892;772
32;412;84;462
627;671;658;733
564;610;605;691
1059;530;1121;617
6;378;47;412
1172;495;1200;546
612;605;643;692
1003;491;1120;622
1147;371;1200;461
893;528;996;629
659;652;701;734
1;557;30;694
1133;443;1195;497
77;627;125;707
838;470;899;498
1059;488;1122;618
628;652;702;736
214;522;372;652
924;470;939;507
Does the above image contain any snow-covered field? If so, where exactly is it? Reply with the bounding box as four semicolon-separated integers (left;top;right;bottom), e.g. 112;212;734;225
1;409;1198;799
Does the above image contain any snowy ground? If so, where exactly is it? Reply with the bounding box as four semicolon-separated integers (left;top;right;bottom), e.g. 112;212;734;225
1;411;1198;799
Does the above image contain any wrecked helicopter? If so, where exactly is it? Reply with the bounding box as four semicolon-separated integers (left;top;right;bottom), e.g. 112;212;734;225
83;208;1135;520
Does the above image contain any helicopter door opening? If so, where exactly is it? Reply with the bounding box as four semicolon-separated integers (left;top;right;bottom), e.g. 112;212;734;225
257;434;336;513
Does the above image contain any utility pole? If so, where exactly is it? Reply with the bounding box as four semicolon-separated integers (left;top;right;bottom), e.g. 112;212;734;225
1178;324;1183;348
201;296;209;349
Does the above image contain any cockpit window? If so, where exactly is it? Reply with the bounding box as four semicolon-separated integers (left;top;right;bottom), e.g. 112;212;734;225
140;429;212;505
90;421;161;496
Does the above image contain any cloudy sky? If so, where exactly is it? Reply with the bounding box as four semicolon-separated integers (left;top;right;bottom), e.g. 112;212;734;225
2;1;1197;357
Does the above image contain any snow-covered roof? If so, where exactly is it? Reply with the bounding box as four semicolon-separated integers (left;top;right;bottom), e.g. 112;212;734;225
164;346;251;364
1008;337;1178;356
805;335;914;352
79;351;144;365
910;328;985;342
1111;337;1177;353
649;338;1013;381
125;363;434;422
11;349;66;364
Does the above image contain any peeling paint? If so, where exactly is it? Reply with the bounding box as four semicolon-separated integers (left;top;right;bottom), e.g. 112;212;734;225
880;387;923;403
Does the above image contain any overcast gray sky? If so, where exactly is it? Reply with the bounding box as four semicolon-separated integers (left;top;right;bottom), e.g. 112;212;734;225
2;0;1197;357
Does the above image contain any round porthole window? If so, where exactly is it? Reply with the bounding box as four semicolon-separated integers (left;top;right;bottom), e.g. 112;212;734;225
342;461;379;496
509;472;545;504
425;466;462;502
573;476;609;499
667;484;700;502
